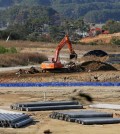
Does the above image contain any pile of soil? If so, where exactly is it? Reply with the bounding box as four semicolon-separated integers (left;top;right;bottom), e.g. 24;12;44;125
84;50;108;57
80;61;117;72
80;50;109;63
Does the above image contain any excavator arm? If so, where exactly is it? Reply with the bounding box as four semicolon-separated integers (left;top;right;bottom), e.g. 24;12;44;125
52;35;77;62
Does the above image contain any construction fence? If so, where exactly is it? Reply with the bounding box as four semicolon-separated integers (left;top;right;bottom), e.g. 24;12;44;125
0;82;119;87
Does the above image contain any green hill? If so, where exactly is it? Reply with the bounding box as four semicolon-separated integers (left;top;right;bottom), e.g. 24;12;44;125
0;5;60;26
0;0;120;23
52;0;120;23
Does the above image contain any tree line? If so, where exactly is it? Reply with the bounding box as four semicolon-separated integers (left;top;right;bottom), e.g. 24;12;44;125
0;0;120;23
0;3;120;42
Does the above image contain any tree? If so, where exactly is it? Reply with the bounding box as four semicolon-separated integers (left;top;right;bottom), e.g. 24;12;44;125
102;20;120;33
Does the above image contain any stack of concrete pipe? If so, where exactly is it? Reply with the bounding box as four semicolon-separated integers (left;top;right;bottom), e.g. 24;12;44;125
0;113;33;128
11;101;83;111
50;110;120;125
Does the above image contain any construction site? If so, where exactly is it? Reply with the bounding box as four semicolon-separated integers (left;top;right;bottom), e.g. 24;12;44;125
0;33;120;134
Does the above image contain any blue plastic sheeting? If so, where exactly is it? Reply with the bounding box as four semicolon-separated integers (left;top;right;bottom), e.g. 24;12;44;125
0;82;119;87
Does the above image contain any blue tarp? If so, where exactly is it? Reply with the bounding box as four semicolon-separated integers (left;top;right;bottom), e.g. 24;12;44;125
0;82;119;87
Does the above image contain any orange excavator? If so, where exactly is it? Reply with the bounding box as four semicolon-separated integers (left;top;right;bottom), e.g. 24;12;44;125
41;35;109;73
41;35;77;72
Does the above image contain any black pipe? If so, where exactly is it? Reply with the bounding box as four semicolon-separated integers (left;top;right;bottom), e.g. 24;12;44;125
9;114;29;123
12;101;79;108
25;105;83;111
15;118;33;128
65;111;113;118
81;118;120;125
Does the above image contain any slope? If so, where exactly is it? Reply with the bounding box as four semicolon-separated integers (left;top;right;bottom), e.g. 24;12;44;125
80;33;120;43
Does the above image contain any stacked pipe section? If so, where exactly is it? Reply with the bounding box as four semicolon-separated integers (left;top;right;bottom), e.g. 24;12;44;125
0;110;33;128
11;101;83;111
50;110;120;125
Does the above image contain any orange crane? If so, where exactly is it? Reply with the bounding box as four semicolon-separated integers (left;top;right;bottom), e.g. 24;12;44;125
41;35;77;72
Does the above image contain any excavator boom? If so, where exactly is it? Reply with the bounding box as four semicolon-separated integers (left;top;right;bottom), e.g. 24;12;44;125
53;35;77;62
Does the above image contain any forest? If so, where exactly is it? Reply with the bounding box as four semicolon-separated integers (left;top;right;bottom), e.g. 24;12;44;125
0;0;120;42
0;0;120;23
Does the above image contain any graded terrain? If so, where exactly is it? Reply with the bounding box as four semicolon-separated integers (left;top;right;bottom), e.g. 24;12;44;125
0;40;119;134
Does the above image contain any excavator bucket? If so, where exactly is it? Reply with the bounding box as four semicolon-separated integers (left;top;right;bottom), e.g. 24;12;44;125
70;53;77;59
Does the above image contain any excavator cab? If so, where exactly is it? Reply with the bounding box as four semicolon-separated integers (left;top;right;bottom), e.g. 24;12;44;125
70;52;77;59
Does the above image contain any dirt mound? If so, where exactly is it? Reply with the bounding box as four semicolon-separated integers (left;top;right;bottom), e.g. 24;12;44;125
80;61;117;72
84;50;108;57
80;50;109;63
80;55;109;63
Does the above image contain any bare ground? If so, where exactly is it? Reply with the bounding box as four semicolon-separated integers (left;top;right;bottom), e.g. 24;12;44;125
0;40;120;133
80;32;120;43
0;70;120;83
0;87;120;134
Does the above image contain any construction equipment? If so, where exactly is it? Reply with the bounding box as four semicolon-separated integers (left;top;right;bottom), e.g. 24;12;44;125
41;35;77;72
41;35;111;73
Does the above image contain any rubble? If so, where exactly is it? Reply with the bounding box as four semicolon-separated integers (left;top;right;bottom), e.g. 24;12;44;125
16;67;39;76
